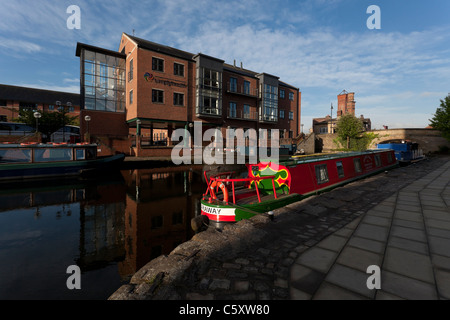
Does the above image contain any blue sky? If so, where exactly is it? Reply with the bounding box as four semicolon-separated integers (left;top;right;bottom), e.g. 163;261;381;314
0;0;449;131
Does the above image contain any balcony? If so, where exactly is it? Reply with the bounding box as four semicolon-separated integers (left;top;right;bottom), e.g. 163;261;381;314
196;106;222;117
227;109;258;121
259;114;278;123
226;82;258;97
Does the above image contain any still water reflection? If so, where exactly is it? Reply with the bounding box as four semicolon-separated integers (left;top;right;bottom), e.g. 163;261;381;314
0;167;205;300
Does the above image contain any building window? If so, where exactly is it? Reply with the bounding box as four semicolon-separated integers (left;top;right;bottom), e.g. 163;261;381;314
354;158;362;173
229;77;237;92
260;83;278;122
129;90;133;104
280;89;285;99
289;130;293;138
0;115;6;122
315;164;329;184
244;81;250;95
202;96;220;115
243;104;250;119
336;161;345;178
173;93;184;106
172;210;183;225
174;63;184;77
49;105;54;111
152;89;164;103
289;92;294;101
128;59;133;81
196;67;222;116
319;127;328;134
280;130;284;138
229;102;237;118
280;110;285;119
289;111;294;120
152;57;164;72
151;215;163;229
202;68;220;89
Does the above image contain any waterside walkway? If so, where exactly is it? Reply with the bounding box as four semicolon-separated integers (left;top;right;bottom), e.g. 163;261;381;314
290;157;450;299
110;156;450;300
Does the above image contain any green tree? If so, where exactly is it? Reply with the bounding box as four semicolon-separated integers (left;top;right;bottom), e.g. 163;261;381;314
429;94;450;141
335;114;364;149
334;114;378;151
15;109;78;142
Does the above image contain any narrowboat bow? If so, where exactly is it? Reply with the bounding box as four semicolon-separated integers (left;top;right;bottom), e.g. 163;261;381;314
0;143;124;181
199;149;397;228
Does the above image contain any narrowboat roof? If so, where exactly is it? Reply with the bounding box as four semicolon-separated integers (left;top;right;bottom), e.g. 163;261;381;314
281;149;393;165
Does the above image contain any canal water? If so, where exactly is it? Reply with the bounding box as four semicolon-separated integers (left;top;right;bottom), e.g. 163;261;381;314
0;167;205;300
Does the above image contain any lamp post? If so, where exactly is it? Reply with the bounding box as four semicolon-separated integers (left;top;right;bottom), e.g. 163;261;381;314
330;103;333;134
33;111;41;133
33;111;42;143
84;115;91;142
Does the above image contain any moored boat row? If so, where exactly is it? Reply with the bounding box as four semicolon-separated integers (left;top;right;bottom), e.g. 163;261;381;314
0;143;124;181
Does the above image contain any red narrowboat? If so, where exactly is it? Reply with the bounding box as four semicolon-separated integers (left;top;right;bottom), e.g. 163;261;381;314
199;149;397;227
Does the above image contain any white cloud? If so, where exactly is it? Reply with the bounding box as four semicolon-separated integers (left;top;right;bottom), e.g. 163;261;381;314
11;82;80;94
0;37;42;55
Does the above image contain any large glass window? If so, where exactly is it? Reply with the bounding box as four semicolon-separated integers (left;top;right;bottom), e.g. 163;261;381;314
0;149;32;163
81;49;125;112
196;67;222;116
35;148;73;162
260;84;278;122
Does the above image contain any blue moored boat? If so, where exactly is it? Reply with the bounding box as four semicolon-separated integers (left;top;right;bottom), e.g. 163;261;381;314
377;141;424;165
0;143;124;181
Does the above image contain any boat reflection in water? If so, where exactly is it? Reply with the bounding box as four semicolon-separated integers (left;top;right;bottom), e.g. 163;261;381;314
0;167;204;300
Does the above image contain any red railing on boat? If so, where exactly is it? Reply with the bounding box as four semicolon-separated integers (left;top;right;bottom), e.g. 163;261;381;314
203;171;277;204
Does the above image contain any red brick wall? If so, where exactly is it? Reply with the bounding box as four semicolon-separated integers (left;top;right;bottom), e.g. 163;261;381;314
337;92;355;117
136;48;191;122
80;109;128;137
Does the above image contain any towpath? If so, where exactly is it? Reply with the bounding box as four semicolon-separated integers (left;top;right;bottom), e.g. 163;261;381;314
110;155;450;300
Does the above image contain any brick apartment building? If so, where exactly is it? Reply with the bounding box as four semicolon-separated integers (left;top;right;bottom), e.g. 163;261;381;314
76;33;301;157
0;84;80;122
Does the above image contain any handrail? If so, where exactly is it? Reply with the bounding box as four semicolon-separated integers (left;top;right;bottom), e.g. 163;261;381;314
203;171;278;204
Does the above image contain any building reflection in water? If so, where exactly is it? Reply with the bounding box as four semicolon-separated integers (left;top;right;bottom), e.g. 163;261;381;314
118;167;204;279
0;167;204;299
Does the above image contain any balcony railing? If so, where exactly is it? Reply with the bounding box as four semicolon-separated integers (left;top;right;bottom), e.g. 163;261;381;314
196;106;222;117
227;110;258;121
259;114;278;122
226;82;258;97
